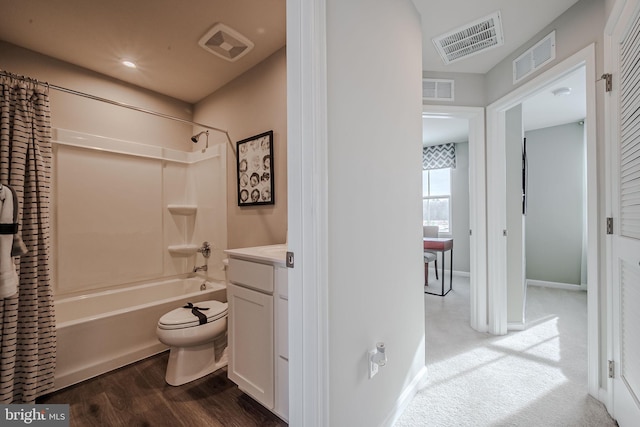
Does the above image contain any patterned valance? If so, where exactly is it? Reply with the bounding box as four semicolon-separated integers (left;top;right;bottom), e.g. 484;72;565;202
423;143;456;170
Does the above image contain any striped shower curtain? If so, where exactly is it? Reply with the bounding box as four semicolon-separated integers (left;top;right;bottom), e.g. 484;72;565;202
0;74;56;403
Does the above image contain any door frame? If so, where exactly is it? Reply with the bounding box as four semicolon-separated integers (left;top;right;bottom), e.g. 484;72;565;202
486;44;599;398
422;105;487;332
286;0;329;426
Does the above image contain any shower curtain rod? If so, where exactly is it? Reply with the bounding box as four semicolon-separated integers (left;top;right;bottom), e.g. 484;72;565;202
0;69;236;155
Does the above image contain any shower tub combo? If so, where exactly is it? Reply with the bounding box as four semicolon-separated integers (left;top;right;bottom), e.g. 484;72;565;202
54;276;226;391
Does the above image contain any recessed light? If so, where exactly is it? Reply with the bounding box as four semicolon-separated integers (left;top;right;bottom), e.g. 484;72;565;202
552;87;571;96
122;60;137;69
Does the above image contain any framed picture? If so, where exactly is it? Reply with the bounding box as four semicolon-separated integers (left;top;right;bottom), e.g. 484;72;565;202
236;130;274;206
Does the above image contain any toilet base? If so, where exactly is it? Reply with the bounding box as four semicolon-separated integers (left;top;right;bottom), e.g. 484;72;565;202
165;343;228;386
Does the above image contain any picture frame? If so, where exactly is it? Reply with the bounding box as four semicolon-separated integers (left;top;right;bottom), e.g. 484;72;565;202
236;130;274;206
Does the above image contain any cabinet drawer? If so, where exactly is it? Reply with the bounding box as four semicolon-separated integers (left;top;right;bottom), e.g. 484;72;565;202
228;258;274;293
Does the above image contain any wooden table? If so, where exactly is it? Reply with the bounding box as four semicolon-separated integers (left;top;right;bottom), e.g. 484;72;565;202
424;237;453;296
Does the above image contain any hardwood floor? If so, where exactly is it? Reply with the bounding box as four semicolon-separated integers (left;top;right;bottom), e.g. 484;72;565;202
37;352;288;427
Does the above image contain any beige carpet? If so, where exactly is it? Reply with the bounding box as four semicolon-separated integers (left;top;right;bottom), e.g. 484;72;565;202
395;276;617;426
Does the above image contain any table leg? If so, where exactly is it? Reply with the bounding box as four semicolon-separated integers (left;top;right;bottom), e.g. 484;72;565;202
449;247;453;293
424;262;428;285
441;250;445;295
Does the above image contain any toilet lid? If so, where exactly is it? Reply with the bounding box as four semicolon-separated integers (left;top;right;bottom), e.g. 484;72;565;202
158;300;228;330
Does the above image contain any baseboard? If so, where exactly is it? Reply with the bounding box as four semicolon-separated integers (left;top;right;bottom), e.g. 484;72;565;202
438;269;470;277
507;322;525;331
527;279;585;291
598;387;611;414
382;365;429;427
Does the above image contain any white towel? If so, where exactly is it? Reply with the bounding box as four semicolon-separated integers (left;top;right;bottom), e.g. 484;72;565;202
0;185;19;298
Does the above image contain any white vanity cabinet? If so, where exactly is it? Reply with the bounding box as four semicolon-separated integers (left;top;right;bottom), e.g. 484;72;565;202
224;245;288;422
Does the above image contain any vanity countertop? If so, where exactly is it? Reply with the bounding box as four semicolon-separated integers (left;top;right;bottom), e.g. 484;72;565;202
224;244;287;266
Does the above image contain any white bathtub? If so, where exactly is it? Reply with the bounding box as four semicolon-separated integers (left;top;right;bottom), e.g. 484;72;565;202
54;276;226;391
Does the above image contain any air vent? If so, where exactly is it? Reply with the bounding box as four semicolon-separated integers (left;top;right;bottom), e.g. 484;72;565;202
423;79;455;101
433;11;504;65
513;31;556;83
198;23;254;62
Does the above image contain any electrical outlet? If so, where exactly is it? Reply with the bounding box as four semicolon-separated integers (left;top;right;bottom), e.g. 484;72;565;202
368;350;379;379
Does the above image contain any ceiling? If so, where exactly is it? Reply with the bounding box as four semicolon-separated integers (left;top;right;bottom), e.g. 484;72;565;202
0;0;286;104
0;0;581;105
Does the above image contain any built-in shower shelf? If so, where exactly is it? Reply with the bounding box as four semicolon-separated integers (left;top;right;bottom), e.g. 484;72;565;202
167;204;197;215
168;244;199;256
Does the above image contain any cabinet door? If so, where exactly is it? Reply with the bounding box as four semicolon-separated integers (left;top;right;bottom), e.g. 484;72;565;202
227;283;274;409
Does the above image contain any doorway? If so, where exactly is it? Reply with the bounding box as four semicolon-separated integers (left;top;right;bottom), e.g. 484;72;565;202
502;67;588;330
522;68;588;294
422;105;486;332
486;44;599;397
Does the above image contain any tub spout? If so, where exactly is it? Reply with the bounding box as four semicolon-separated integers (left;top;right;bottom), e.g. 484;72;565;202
193;264;208;273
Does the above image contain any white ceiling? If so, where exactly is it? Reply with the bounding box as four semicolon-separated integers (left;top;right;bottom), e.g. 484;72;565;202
423;117;470;146
522;66;586;131
0;0;582;106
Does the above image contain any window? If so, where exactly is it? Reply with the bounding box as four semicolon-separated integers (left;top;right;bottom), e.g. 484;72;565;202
422;168;451;233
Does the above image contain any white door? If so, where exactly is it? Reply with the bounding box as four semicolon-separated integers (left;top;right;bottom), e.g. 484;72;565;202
606;0;640;424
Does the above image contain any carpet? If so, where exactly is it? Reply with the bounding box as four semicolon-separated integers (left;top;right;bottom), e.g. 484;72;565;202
394;277;616;426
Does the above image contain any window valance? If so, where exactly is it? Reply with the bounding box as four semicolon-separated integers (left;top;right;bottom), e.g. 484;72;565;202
422;143;456;170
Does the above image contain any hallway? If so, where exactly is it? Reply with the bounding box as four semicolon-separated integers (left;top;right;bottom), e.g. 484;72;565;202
396;277;616;426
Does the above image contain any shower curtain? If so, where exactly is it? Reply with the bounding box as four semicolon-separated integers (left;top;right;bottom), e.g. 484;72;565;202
0;74;56;403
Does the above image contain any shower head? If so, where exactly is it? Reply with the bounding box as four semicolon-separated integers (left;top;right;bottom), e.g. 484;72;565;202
191;130;210;150
191;130;209;143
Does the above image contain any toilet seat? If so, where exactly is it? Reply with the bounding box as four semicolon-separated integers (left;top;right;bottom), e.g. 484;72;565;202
158;300;228;330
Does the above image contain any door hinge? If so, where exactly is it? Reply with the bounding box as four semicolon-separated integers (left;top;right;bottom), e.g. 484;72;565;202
503;229;508;237
601;73;612;92
608;360;615;379
286;251;294;268
606;217;614;235
469;229;473;236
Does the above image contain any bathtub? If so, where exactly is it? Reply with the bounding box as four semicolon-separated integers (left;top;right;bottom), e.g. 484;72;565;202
54;276;226;391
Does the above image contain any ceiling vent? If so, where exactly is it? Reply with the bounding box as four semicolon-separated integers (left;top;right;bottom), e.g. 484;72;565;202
423;79;455;101
432;11;504;65
198;23;254;62
513;31;556;83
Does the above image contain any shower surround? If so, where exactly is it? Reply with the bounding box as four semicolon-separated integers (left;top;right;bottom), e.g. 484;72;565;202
51;128;228;388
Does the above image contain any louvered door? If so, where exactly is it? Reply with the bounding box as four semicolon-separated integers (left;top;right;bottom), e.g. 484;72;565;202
608;0;640;424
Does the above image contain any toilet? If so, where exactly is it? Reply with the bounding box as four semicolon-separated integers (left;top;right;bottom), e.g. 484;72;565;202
156;300;229;386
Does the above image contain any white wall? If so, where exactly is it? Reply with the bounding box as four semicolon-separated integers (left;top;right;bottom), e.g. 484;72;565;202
506;105;525;325
193;48;287;249
485;0;606;104
525;123;585;285
326;0;424;425
451;142;471;273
